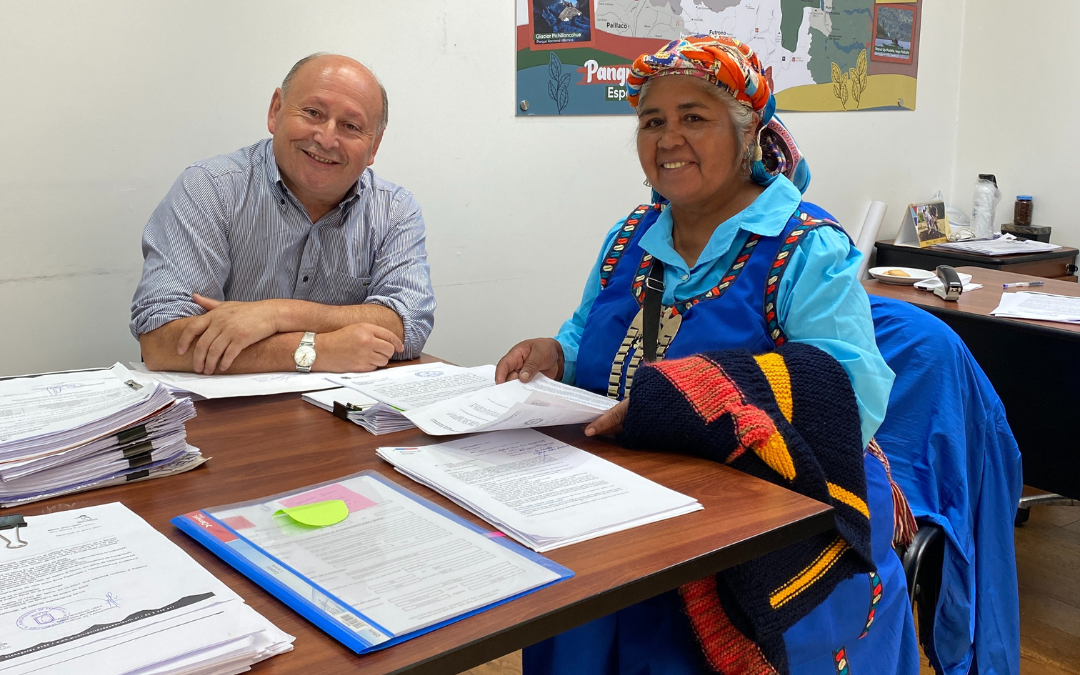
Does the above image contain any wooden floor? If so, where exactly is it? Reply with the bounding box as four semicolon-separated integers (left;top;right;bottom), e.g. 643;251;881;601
462;502;1080;675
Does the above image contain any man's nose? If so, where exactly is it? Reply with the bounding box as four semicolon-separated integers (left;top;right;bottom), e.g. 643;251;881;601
311;119;340;149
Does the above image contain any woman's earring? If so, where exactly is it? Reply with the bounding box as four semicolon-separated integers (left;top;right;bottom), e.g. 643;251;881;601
643;179;652;187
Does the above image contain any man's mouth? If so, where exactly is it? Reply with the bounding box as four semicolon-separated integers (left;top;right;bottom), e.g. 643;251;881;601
302;149;339;165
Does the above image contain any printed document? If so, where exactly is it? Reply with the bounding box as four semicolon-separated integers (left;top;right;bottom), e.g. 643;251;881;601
377;429;702;551
207;473;562;637
991;291;1080;324
0;502;291;674
129;363;338;399
403;374;616;436
330;363;495;411
0;364;153;448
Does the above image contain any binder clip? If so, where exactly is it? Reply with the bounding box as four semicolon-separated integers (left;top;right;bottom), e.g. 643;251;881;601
0;515;28;549
333;401;363;421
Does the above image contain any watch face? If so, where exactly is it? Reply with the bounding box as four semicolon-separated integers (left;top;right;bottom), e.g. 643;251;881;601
295;346;316;367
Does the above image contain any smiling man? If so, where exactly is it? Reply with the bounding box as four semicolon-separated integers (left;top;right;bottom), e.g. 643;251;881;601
131;54;435;374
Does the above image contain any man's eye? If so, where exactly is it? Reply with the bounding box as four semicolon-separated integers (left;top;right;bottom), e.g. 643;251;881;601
305;109;320;118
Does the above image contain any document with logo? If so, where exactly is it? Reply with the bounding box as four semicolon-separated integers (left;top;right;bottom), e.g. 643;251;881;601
0;502;292;675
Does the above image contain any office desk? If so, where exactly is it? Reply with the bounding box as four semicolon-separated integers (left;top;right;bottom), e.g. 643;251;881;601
874;240;1078;280
864;267;1080;500
16;370;834;675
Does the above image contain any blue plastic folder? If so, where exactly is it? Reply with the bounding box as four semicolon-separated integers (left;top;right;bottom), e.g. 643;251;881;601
172;470;573;654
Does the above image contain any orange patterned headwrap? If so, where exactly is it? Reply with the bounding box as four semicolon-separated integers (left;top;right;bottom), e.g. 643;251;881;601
626;35;771;114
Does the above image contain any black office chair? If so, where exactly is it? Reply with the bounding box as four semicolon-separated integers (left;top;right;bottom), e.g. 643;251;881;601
895;520;946;673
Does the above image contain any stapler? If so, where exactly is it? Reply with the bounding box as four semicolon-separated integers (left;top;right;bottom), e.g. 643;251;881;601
933;265;963;302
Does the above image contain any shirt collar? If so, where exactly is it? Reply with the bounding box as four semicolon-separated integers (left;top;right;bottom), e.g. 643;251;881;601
261;139;365;217
639;175;802;271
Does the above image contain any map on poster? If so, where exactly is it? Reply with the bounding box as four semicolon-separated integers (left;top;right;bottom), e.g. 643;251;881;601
516;0;921;116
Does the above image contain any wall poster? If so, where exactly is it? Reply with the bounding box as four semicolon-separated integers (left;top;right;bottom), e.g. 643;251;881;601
516;0;922;116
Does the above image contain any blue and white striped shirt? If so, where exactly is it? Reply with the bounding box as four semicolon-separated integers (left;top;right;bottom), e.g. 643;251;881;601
130;139;435;359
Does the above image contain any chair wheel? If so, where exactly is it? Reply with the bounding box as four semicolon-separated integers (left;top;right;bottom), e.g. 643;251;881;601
1014;507;1030;526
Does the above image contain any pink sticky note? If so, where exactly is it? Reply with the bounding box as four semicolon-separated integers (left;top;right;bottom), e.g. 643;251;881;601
281;484;377;513
221;515;256;530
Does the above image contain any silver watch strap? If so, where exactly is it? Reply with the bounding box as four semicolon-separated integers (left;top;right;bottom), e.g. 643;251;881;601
300;331;316;347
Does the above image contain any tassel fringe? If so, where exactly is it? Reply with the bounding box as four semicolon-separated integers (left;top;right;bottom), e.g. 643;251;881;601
866;438;918;547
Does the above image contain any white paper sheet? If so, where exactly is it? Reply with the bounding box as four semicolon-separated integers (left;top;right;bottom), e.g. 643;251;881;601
990;291;1080;324
403;374;616;436
330;364;495;411
129;363;338;399
301;386;380;412
209;473;561;636
0;503;291;674
932;235;1061;255
377;429;702;551
0;364;153;446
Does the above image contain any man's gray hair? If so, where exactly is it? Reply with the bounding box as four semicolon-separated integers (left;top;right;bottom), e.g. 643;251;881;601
281;52;389;132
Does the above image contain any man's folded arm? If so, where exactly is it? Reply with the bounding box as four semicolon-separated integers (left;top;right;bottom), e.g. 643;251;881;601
140;316;403;374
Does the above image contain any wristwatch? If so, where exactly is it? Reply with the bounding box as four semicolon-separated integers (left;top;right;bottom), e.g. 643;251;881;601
293;332;317;373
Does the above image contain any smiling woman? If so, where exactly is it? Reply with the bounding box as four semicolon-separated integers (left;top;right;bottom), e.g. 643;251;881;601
495;34;920;675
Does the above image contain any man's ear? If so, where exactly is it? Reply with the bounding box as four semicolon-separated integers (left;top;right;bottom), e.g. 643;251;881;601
367;128;385;167
267;88;283;135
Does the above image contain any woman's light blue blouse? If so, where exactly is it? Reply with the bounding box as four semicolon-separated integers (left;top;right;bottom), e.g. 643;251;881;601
555;176;894;446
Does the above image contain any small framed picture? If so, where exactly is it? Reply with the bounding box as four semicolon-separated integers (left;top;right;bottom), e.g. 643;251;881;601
529;0;594;50
872;4;917;65
894;200;951;248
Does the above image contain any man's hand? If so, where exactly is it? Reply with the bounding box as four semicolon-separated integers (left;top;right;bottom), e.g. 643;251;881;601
585;398;629;437
314;323;405;373
178;294;282;374
495;338;564;384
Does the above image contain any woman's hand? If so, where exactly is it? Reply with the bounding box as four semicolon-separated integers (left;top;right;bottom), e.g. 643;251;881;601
585;399;629;437
495;338;564;384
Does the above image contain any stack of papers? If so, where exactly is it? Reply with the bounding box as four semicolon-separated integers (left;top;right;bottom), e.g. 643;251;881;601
991;291;1080;324
130;363;338;400
0;364;205;507
377;429;703;551
0;502;293;674
933;235;1062;255
324;363;617;437
324;362;498;435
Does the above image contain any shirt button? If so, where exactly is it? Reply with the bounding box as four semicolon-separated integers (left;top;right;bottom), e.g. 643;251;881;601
279;199;285;205
681;274;689;281
302;276;309;282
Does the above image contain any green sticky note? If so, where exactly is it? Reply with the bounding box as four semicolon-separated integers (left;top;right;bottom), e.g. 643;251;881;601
273;499;348;527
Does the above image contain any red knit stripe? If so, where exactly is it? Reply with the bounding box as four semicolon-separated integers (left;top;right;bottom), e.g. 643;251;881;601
680;577;779;675
652;357;788;471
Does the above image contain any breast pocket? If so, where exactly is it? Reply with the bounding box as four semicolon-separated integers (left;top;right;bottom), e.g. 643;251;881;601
311;270;371;305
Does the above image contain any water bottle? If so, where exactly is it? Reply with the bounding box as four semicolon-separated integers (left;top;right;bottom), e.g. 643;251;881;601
971;174;1001;240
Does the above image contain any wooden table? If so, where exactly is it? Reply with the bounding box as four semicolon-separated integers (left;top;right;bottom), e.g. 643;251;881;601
874;240;1078;280
864;267;1080;499
14;367;834;675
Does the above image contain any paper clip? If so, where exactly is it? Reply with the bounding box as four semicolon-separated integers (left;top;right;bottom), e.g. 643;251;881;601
0;515;28;549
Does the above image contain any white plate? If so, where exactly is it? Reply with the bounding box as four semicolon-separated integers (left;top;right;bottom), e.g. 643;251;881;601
869;266;936;285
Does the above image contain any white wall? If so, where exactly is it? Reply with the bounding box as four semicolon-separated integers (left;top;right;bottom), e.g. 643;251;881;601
0;0;975;376
950;0;1080;247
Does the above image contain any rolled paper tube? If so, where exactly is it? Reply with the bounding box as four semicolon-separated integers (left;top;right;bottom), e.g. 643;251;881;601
856;201;888;280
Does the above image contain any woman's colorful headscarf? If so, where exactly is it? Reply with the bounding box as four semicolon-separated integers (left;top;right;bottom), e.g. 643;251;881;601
626;35;811;194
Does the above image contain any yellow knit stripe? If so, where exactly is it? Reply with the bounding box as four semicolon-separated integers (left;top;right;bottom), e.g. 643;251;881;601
769;535;850;609
827;482;871;519
755;429;797;482
753;352;793;423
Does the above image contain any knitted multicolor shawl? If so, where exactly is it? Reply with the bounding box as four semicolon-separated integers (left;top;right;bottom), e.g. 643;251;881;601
619;343;876;675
